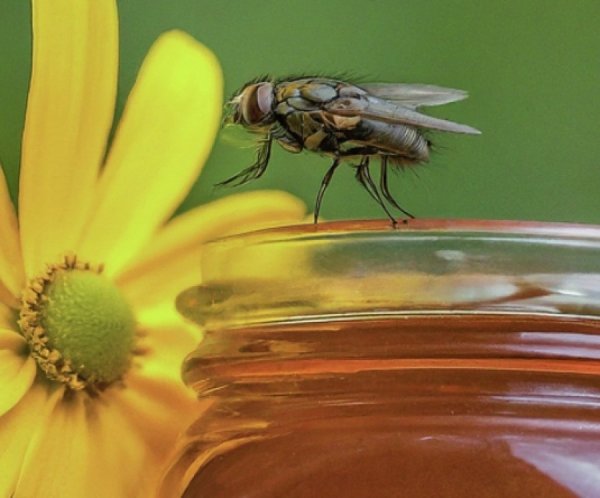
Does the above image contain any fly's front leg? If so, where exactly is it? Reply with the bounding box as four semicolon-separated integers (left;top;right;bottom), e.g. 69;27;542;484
216;133;273;187
273;126;303;154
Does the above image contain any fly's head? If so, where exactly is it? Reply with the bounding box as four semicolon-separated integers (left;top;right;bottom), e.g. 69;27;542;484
225;81;275;131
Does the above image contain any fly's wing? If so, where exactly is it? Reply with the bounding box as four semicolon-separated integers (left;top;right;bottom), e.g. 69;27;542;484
326;88;481;135
359;83;468;109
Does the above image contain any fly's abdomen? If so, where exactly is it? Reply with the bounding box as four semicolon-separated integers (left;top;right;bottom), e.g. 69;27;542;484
354;119;430;163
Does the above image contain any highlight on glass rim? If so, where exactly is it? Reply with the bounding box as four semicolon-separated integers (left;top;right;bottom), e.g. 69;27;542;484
0;1;599;497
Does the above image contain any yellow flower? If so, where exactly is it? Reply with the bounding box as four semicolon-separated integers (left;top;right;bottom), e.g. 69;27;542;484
0;1;305;497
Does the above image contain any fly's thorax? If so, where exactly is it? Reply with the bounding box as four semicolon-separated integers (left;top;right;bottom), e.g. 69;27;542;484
274;79;351;114
278;107;332;152
275;78;337;102
232;82;276;128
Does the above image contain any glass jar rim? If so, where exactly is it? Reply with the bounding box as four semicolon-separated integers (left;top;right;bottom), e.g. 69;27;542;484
177;219;600;329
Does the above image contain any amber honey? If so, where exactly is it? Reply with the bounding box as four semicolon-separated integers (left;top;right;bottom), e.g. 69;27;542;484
162;315;600;497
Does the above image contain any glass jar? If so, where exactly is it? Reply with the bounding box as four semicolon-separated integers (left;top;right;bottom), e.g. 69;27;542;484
160;219;600;498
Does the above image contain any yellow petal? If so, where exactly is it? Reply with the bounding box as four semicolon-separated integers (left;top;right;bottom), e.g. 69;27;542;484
19;0;118;277
78;31;223;277
0;304;16;329
0;165;24;300
0;329;37;417
112;371;200;461
87;395;148;497
135;300;200;336
14;388;93;498
0;384;49;498
109;372;204;496
117;191;306;311
0;280;19;310
135;323;200;382
16;387;153;498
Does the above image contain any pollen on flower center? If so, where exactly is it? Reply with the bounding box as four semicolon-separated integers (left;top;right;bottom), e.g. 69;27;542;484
18;255;136;391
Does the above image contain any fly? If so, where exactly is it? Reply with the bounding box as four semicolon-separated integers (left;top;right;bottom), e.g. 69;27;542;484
220;76;480;225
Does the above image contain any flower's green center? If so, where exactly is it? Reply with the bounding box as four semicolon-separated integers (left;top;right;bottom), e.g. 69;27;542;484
19;255;136;391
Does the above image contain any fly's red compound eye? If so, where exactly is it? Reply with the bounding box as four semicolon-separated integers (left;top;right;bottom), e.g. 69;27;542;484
256;83;274;115
241;83;273;125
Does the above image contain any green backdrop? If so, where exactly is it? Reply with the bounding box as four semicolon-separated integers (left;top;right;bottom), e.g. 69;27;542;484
1;1;599;223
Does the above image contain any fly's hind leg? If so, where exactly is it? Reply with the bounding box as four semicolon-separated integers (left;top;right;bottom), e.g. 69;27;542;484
314;156;341;223
380;156;415;220
355;156;398;226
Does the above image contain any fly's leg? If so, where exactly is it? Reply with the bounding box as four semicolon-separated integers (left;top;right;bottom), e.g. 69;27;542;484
314;156;341;223
216;133;273;187
380;156;415;219
355;156;397;226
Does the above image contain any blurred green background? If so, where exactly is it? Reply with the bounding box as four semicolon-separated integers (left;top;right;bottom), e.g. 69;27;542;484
1;1;599;223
